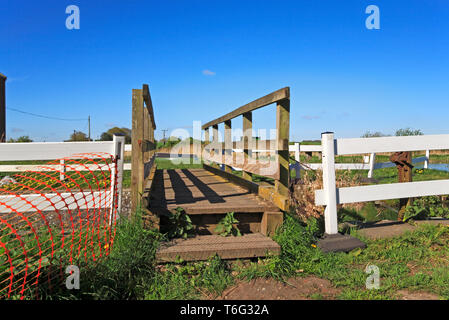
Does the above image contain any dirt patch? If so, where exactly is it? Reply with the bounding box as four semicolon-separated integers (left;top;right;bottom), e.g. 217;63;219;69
397;290;440;300
216;276;340;300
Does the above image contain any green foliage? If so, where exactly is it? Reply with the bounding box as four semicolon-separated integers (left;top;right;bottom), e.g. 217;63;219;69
99;127;132;144
166;207;195;239
65;130;90;142
38;209;161;300
156;136;181;149
361;131;389;138
404;196;449;222
146;255;233;299
395;127;423;136
7;135;33;143
214;212;241;237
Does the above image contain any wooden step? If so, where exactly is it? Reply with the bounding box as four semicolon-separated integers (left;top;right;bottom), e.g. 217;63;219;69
156;233;280;262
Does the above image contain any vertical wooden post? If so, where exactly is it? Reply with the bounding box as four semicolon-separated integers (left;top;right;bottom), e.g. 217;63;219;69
131;89;145;214
224;120;233;173
400;152;413;221
212;124;220;168
275;98;290;196
203;127;210;164
242;112;253;181
321;132;338;235
0;73;6;142
424;150;430;169
143;108;150;163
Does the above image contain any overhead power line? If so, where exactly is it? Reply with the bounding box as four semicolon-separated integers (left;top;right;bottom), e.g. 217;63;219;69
7;107;87;121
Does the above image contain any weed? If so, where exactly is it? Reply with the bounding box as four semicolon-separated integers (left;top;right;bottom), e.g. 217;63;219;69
215;212;241;237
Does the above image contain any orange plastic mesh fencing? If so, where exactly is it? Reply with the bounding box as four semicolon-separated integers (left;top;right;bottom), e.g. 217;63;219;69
0;153;119;300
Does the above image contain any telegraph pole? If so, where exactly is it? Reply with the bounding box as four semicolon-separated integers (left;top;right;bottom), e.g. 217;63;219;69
88;116;91;141
162;129;168;144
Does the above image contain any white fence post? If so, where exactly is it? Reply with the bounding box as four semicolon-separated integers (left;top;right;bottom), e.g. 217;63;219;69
110;135;125;224
59;159;66;181
294;142;300;179
424;150;430;169
367;153;376;178
321;132;339;235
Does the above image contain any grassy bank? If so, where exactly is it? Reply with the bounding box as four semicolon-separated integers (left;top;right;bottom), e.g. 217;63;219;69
33;211;449;300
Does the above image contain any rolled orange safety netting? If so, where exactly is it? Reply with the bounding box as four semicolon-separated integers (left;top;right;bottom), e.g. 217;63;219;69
0;153;119;300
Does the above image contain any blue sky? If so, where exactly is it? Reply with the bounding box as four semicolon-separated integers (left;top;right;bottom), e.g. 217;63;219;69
1;0;448;142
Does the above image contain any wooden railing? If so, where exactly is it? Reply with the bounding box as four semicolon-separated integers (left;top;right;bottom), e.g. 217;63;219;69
131;84;157;214
202;87;290;210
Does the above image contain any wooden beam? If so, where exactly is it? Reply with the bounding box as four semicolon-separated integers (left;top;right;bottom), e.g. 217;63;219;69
202;87;290;129
131;89;145;214
142;84;156;129
224;120;233;173
212;124;220;169
275;98;290;197
242;112;253;181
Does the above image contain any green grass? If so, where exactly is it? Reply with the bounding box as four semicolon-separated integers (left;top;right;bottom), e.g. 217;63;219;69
232;214;449;300
16;209;449;300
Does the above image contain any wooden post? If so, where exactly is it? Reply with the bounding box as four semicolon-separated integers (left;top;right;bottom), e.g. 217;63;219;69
224;120;233;173
0;73;6;142
424;150;430;169
321;132;338;235
143;107;150;163
275;98;290;197
212;124;220;168
131;89;145;214
390;151;413;221
242;112;253;181
203;127;210;165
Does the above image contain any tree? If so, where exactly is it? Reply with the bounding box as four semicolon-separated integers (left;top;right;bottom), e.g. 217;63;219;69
361;131;388;138
395;128;423;136
66;131;89;142
99;127;131;144
7;135;33;143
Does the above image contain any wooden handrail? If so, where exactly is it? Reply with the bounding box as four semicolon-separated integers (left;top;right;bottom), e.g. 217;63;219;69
202;87;289;130
131;84;157;215
142;84;156;129
202;87;291;208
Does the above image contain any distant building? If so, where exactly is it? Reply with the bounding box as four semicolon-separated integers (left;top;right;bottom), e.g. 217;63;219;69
0;73;6;142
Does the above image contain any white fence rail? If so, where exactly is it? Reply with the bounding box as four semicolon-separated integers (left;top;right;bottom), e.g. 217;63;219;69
314;132;449;235
289;142;430;179
0;136;125;218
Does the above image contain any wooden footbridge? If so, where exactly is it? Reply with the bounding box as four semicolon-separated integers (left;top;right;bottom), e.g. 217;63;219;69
130;85;291;261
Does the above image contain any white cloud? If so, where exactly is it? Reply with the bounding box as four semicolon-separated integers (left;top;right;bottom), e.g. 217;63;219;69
301;115;321;120
202;70;216;76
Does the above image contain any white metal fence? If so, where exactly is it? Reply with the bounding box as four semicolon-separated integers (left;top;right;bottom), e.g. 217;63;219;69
314;132;449;235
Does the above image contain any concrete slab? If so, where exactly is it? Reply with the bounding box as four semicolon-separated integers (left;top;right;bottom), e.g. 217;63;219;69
318;233;366;253
358;218;449;240
357;220;415;240
414;218;449;227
